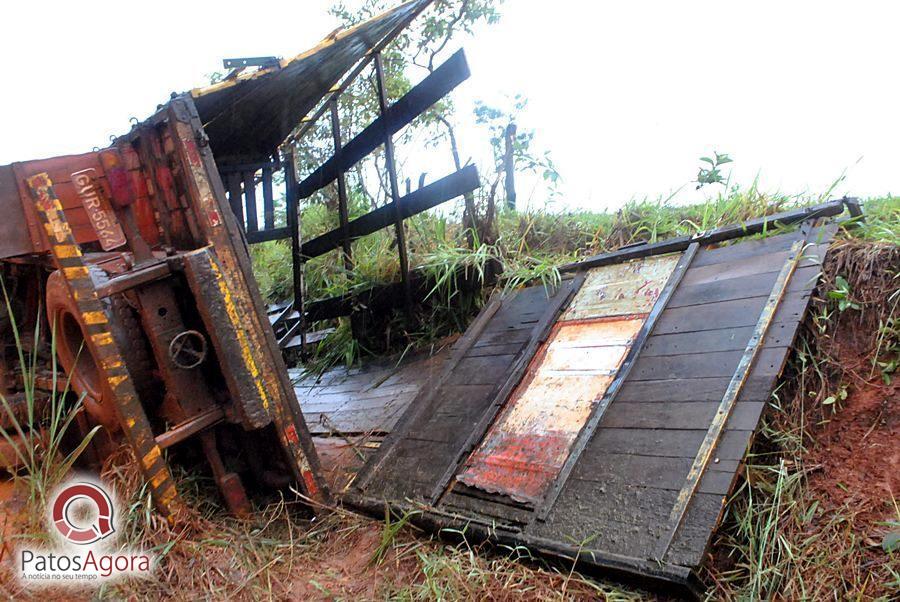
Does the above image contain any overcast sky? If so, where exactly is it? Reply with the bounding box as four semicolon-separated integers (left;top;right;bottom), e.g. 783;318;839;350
2;1;897;211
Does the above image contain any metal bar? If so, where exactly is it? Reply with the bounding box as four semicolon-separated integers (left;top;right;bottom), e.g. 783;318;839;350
374;52;412;312
155;406;226;449
294;49;470;199
504;122;517;210
243;171;258;232
352;293;504;492
301;165;478;259
533;243;700;522
262;165;275;230
283;0;436;149
94;260;172;298
560;198;852;273
429;275;586;505
653;239;805;560
222;56;279;69
330;98;354;271
283;150;307;353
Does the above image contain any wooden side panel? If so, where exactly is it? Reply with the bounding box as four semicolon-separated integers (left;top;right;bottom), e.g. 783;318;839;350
456;254;679;504
525;227;832;571
359;283;566;501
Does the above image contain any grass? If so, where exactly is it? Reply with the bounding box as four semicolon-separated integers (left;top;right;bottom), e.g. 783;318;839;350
0;278;99;512
256;187;899;373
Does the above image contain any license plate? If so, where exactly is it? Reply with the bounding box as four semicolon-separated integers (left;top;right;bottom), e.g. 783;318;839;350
72;169;127;251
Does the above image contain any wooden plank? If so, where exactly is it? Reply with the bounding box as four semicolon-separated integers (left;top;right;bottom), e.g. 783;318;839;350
295;49;471;199
628;346;787;381
690;228;830;267
679;249;792;288
588;427;752;461
300;165;479;259
570;454;738;496
242;171;258;232
667;263;821;309
615;376;775;403
640;321;800;357
261;165;275;230
652;292;809;335
600;401;765;431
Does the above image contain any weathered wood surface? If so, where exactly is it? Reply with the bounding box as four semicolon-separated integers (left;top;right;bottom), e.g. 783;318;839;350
457;254;679;505
343;224;835;586
292;346;450;435
356;283;572;501
527;226;832;568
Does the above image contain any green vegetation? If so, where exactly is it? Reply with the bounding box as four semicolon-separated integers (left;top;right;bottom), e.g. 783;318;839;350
253;189;899;374
0;280;99;512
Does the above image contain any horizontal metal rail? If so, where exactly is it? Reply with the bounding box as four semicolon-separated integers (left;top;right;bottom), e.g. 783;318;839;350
560;198;854;273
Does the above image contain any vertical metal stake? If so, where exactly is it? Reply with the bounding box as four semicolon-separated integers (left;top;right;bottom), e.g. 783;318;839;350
330;98;354;273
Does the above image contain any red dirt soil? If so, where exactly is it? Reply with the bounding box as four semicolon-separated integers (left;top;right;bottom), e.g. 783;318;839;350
804;366;899;543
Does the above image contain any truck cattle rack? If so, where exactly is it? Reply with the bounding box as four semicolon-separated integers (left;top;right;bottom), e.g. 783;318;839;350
211;0;480;351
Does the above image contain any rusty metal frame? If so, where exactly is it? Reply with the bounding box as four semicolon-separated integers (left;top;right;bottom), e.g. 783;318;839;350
26;173;180;519
533;242;700;522
652;239;805;560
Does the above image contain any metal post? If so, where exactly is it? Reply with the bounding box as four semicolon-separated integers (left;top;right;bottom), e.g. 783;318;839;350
374;52;413;314
504;122;517;211
330;98;354;273
284;149;307;353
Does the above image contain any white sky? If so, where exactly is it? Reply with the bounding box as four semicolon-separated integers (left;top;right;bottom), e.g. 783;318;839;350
2;1;898;212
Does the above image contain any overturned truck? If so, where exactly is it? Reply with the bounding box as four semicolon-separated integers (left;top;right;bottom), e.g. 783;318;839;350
0;0;863;595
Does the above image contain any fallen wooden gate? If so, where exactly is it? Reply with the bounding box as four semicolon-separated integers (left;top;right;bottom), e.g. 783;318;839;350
330;198;860;594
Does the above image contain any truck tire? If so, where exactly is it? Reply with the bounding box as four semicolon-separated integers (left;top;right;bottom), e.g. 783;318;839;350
45;267;156;432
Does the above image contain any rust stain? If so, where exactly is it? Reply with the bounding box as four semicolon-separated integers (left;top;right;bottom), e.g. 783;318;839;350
456;254;680;504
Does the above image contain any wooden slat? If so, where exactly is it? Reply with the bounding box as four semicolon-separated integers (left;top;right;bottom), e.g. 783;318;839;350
640;321;799;357
300;165;479;259
242;170;258;232
295;49;470;199
262;165;275;230
652;292;809;335
628;346;786;381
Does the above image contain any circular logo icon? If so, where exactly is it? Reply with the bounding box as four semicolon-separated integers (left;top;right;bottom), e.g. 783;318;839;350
51;482;115;545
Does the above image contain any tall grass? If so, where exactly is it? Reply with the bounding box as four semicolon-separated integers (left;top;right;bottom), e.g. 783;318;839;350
0;278;99;511
254;186;894;372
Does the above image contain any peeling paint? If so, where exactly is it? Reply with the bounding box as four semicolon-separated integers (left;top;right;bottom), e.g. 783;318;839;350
456;254;680;504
